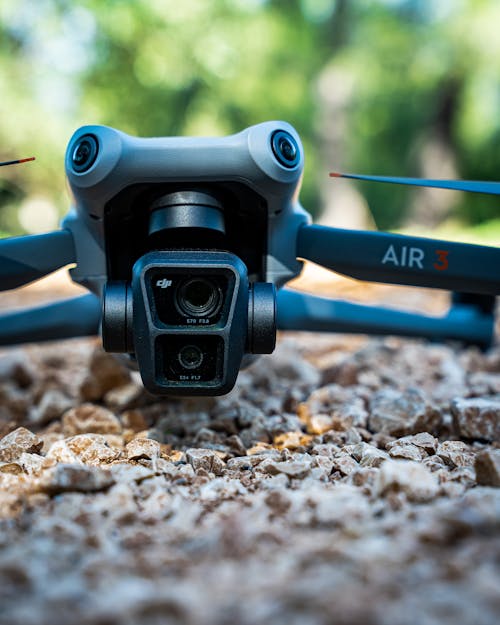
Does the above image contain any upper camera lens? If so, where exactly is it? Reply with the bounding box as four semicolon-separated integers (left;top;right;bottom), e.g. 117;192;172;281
271;130;300;168
176;278;222;318
71;134;98;173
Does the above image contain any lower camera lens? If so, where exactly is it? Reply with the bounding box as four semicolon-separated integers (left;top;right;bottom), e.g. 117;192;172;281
176;278;222;318
178;344;204;370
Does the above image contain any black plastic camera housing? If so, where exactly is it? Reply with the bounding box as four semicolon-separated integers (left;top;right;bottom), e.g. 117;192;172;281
103;250;276;395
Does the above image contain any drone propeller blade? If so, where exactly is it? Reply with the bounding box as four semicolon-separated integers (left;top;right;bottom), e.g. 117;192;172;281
0;156;35;167
297;225;500;296
277;289;494;348
0;229;75;291
330;171;500;196
0;294;101;345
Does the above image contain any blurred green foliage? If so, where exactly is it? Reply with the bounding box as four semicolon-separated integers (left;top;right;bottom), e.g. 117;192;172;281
0;0;499;234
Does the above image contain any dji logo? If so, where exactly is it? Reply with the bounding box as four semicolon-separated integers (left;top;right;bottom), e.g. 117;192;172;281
156;278;172;289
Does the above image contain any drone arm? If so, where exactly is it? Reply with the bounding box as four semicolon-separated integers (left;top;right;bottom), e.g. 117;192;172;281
297;225;500;296
277;289;494;348
0;229;75;291
0;294;101;345
330;172;500;195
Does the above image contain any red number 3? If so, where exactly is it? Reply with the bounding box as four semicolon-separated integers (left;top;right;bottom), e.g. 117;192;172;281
434;250;449;271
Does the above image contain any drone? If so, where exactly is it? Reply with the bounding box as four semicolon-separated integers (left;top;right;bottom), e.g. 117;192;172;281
0;121;498;395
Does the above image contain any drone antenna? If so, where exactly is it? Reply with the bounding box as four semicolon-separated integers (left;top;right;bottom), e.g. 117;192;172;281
330;171;500;196
0;156;36;167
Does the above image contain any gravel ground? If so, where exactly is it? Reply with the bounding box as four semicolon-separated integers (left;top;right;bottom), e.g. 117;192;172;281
0;276;499;625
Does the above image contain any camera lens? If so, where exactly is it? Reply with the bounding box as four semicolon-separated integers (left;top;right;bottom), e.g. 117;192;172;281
271;130;300;168
178;344;204;370
71;134;98;173
176;278;222;318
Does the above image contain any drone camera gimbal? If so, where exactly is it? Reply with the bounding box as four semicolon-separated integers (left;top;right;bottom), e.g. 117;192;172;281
0;121;499;396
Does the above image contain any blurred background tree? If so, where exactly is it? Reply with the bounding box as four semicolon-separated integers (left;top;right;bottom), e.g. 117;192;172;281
0;0;499;239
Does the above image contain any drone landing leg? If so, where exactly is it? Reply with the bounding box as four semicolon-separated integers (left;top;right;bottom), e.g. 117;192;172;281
0;294;101;345
0;230;75;291
277;289;495;348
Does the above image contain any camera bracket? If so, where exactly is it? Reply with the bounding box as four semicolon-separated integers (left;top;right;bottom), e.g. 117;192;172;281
100;182;277;394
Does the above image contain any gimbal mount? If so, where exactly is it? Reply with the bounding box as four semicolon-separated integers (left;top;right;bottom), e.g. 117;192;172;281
0;121;498;395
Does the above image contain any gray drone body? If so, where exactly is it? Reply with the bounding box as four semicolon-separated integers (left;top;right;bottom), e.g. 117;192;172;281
63;121;310;296
62;121;311;395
